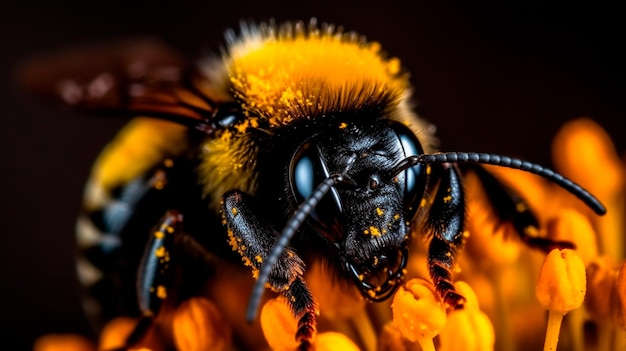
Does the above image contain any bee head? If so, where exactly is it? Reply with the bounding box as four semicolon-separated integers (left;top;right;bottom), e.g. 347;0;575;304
289;120;426;300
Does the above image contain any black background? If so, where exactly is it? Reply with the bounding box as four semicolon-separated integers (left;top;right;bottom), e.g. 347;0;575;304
1;1;625;350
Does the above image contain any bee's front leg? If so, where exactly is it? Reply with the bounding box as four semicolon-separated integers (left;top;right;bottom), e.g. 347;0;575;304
222;190;318;349
424;164;467;309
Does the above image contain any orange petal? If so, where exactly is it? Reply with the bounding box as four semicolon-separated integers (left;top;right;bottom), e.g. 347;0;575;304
586;257;625;327
464;170;521;268
99;317;137;351
535;249;586;314
172;297;232;351
551;118;624;203
377;323;420;351
438;281;494;351
391;278;447;342
313;332;360;351
618;262;626;328
33;334;96;351
439;308;494;351
546;208;598;264
260;297;300;351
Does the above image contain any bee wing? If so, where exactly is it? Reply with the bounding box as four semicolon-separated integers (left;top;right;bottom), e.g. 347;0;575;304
17;37;218;128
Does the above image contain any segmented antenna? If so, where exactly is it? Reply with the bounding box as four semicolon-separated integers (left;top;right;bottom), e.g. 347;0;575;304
245;174;354;323
393;152;606;215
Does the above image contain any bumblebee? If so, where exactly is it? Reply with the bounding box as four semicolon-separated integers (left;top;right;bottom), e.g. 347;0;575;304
22;19;605;350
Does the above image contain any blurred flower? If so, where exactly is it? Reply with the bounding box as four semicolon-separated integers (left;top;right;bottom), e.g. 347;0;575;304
33;117;625;351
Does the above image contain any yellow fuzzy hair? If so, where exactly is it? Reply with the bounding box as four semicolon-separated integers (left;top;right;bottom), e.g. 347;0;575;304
199;20;434;209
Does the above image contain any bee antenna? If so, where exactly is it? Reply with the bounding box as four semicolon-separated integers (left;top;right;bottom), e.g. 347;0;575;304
394;152;606;215
245;174;355;323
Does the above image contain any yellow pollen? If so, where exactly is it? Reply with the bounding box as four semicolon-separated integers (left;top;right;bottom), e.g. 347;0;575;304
156;285;167;299
155;246;166;258
369;226;381;236
255;255;263;263
376;208;384;217
339;122;348;129
524;225;539;237
154;231;164;239
443;195;452;203
420;198;427;207
231;207;239;216
166;226;174;233
394;213;401;220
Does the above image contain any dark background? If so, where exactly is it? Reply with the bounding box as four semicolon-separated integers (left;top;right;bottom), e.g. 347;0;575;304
1;1;625;350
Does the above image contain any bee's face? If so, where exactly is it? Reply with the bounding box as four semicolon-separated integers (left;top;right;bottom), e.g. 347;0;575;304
289;119;426;299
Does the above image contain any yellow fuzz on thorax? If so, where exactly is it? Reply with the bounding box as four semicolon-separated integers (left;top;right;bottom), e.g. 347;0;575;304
225;22;410;125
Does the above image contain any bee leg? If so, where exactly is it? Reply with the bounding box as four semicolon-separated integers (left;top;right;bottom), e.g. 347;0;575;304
465;164;574;252
424;164;467;309
77;160;173;330
118;210;184;349
223;190;317;349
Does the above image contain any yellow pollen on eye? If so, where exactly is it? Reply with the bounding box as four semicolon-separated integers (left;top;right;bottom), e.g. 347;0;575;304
516;202;527;212
339;122;348;129
156;285;167;299
155;246;166;258
376;208;384;217
154;231;164;239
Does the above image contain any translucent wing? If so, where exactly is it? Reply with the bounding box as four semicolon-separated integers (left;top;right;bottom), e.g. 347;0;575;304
17;37;222;132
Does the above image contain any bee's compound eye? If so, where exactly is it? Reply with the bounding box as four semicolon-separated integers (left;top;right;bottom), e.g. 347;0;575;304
289;141;344;242
293;151;315;199
389;122;427;220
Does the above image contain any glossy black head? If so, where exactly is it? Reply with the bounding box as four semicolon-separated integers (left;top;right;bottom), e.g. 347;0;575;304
289;120;426;300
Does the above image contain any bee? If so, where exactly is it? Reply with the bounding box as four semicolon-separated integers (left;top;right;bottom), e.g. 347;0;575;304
22;19;605;350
